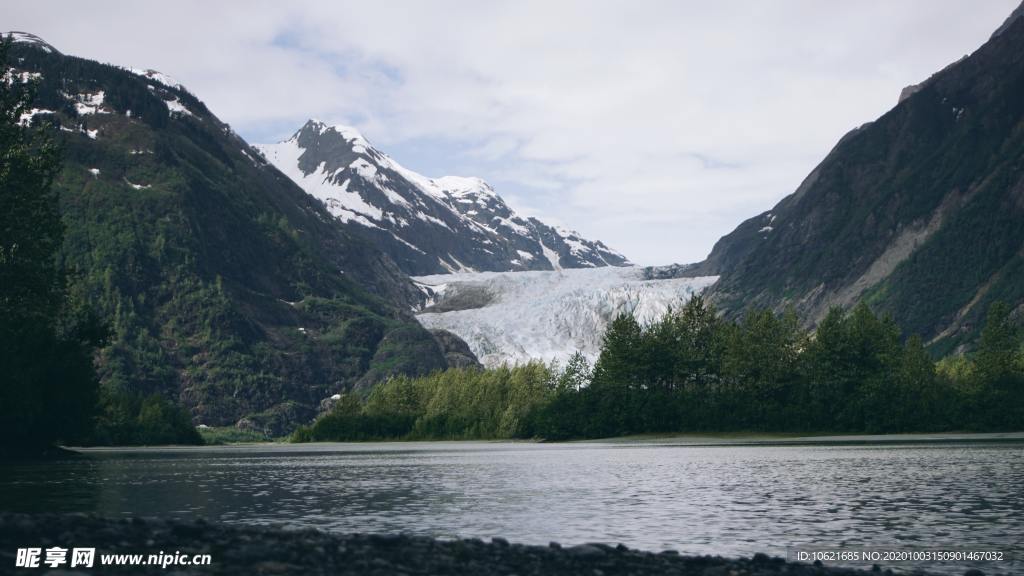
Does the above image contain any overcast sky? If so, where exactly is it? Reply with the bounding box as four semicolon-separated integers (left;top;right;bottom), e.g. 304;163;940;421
6;1;1019;264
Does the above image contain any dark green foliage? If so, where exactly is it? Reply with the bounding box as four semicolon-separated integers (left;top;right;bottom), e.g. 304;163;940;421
800;304;905;431
587;312;645;436
0;38;108;455
717;307;804;430
542;300;1022;438
292;393;377;441
5;40;448;438
91;391;202;445
972;302;1024;428
297;299;1023;442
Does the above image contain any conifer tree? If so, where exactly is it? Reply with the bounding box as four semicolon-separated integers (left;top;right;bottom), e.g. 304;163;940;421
975;301;1023;428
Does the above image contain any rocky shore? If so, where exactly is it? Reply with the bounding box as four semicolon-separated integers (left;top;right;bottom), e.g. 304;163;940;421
0;513;939;575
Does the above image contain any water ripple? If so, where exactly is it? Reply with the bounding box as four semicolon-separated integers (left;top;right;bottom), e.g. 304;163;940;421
1;441;1021;575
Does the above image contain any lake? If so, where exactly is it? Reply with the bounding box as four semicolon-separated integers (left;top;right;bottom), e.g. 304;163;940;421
2;437;1021;574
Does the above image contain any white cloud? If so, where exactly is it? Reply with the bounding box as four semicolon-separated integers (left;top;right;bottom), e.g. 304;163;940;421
5;0;1019;264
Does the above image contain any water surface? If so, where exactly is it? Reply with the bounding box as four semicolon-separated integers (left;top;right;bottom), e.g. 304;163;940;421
2;439;1021;574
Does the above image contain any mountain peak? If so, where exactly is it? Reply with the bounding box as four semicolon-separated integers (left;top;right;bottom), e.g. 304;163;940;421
300;119;370;147
3;31;59;54
257;121;630;274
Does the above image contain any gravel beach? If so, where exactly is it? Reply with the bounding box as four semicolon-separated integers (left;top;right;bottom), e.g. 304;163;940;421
0;513;953;576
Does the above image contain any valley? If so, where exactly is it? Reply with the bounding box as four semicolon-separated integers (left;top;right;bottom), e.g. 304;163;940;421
4;4;1024;576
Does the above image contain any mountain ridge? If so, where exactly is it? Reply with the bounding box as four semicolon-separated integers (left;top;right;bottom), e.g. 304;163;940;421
698;6;1024;353
255;120;631;275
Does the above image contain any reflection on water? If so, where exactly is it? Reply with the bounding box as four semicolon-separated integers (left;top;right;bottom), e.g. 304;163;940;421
1;441;1021;574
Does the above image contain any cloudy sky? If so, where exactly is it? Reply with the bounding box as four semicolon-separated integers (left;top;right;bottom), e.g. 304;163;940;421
6;1;1019;264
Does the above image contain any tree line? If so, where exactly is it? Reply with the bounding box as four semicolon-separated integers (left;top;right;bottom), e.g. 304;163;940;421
296;297;1024;442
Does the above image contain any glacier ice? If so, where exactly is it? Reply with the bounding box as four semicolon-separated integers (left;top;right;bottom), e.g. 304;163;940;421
414;267;718;368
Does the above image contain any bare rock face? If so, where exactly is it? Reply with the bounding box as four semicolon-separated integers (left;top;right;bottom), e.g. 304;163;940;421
897;83;924;103
430;329;483;369
897;55;968;104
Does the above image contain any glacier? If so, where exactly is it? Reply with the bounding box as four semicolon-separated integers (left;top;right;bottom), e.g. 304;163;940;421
414;267;718;368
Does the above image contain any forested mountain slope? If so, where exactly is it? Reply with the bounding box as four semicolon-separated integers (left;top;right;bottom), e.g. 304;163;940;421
700;6;1024;354
7;34;459;434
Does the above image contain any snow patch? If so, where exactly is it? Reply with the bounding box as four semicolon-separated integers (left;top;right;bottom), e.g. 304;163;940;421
414;211;453;230
7;32;54;53
5;68;42;84
59;124;97;139
124;178;151;190
495;216;530;235
438;255;476;274
391;233;426;254
312;121;370;149
128;68;184;91
349;157;378;181
164;97;193;117
241;148;262;167
257;139;386;227
73;91;108;115
540;241;562;270
17;108;54;126
447;255;477;273
562;235;589;256
434;175;495;199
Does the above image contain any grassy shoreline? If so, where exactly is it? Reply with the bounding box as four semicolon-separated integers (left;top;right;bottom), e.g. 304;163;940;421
63;430;1024;453
569;430;1024;445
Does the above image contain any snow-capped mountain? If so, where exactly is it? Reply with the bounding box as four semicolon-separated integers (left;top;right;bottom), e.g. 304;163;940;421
414;267;718;368
255;120;631;275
